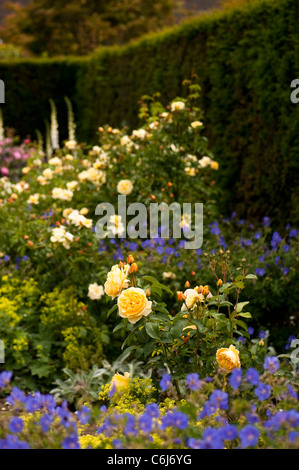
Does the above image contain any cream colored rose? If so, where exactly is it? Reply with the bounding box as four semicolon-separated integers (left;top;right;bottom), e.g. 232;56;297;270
198;156;212;168
65;140;77;149
49;157;62;166
104;264;130;299
117;179;133;195
42;168;53;179
170;101;185;112
190;121;203;128
216;345;241;373
67;181;79;191
117;287;152;324
181;289;204;311
88;283;104;300
28;193;40;205
132;128;148;139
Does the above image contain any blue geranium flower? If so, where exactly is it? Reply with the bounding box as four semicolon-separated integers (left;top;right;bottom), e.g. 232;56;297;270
62;433;80;449
138;413;153;433
239;425;260;448
229;368;242;390
159;373;171;391
247;327;254;335
255;268;265;276
254;382;271;401
8;417;24;434
263;356;280;373
40;413;53;433
77;405;91;425
0;370;13;388
185;373;201;391
245;368;260;386
262;216;271;227
219;424;238;441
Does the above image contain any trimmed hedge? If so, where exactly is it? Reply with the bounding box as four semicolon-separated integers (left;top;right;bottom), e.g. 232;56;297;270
0;0;299;224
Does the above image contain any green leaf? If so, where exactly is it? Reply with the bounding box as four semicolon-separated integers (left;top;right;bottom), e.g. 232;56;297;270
145;322;161;340
245;274;257;280
236;301;250;313
112;322;124;333
107;303;118;319
238;312;252;318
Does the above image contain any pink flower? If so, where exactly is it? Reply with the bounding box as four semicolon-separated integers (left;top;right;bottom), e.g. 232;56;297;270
1;167;9;176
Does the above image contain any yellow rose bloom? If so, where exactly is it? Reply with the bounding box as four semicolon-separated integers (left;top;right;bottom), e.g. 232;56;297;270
104;264;130;299
216;345;241;373
117;287;152;324
117;179;133;195
110;372;130;393
210;161;219;170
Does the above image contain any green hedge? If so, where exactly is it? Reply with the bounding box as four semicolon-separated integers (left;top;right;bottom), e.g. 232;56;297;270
0;0;299;224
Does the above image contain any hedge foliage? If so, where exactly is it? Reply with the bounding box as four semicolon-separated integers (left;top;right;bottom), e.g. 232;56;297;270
0;0;298;223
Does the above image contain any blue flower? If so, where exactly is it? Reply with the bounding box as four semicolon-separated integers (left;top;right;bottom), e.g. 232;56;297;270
40;413;52;432
255;267;265;276
239;425;260;448
254;382;271;401
259;330;267;339
289;228;298;238
8;417;24;434
112;439;123;449
237;336;245;344
219;424;238;441
25;396;41;413
245;368;260;386
0;370;13;388
159;373;171;391
0;435;30;449
187;438;202;449
286;410;299;427
262;217;271;227
282;267;289;275
263;356;280;373
283;244;290;253
138;413;153;433
124;414;137;436
6;386;26;406
289;431;299;443
172;411;189;430
185;373;201;391
145;403;160;418
201;428;224;449
77;405;91;425
254;232;261;240
209;390;229;410
62;433;80;449
247;327;254;335
287;384;298;400
229;368;242;390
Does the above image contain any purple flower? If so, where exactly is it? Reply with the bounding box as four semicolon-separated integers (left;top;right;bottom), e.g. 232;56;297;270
202;428;224;449
8;417;24;434
263;356;280;373
77;405;91;425
172;411;189;430
62;433;80;449
0;370;13;388
259;330;267;339
40;413;52;432
209;390;229;410
282;267;289;275
289;229;298;238
185;373;201;391
145;403;160;418
138;413;153;433
283;244;290;253
159;373;172;391
262;217;271;227
229;368;242;390
254;232;261;240
287;384;298;400
247;327;254;335
254;382;271;401
245;368;260;386
239;425;260;448
219;424;238;441
255;268;265;276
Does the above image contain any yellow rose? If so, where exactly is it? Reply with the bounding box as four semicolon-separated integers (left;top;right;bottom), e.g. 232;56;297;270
117;179;133;195
210;161;219;170
117;287;152;324
110;372;130;394
216;345;241;373
104;264;130;299
181;288;204;311
190;121;203;128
